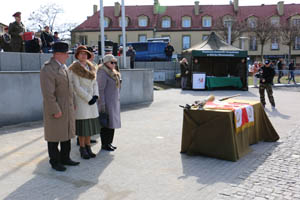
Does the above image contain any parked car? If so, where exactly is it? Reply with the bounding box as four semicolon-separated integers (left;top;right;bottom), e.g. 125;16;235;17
127;42;169;61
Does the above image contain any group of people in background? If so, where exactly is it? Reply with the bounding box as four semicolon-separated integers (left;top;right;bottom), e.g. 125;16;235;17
0;11;60;53
40;41;121;172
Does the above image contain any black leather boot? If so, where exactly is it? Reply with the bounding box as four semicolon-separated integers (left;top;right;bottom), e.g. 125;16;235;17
86;145;96;158
79;147;90;159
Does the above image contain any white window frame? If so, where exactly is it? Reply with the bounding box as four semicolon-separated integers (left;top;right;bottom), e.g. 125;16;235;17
293;19;300;26
182;35;191;50
202;17;212;27
271;37;279;50
271;17;280;27
162;17;171;28
295;36;300;50
119;17;129;27
138;35;147;42
138;16;148;27
104;18;109;28
249;36;257;51
248;18;257;28
182;17;191;28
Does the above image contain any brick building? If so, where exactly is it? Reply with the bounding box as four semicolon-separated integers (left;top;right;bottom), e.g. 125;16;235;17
71;0;300;64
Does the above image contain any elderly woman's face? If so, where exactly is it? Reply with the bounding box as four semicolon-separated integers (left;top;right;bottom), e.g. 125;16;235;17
78;52;88;62
106;60;117;69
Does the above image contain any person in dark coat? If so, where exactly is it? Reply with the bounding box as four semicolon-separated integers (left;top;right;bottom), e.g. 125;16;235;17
41;26;54;53
277;58;284;83
164;42;174;61
0;27;11;52
8;12;25;52
288;60;296;84
40;42;80;171
97;54;121;151
126;45;136;69
237;58;248;90
180;58;189;89
257;60;276;108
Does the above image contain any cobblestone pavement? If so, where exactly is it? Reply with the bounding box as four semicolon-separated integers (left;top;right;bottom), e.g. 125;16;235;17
0;86;300;200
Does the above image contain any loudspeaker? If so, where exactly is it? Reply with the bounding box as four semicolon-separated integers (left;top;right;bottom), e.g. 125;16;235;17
112;43;118;56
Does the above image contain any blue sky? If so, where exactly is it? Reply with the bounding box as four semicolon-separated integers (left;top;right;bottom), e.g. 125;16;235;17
1;0;298;27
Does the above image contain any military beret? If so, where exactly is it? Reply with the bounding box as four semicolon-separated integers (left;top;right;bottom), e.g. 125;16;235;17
52;42;69;53
13;12;21;17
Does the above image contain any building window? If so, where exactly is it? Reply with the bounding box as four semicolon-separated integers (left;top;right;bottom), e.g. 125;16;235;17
104;17;110;28
248;18;257;28
202;35;209;41
271;17;280;27
138;35;147;42
249;36;257;51
119;35;127;45
293;19;300;26
79;35;88;45
119;17;129;27
295;36;300;50
271;37;279;50
202;16;212;27
182;35;191;50
182;17;191;28
138;16;148;27
162;17;171;28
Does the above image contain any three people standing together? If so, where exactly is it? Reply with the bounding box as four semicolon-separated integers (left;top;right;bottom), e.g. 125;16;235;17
40;42;121;171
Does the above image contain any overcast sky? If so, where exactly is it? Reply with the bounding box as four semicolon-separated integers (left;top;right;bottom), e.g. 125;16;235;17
1;0;298;28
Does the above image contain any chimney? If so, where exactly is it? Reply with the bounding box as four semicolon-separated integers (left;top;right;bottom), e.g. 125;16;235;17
114;2;120;17
277;1;284;16
194;1;200;16
153;0;159;14
93;5;98;15
233;0;239;12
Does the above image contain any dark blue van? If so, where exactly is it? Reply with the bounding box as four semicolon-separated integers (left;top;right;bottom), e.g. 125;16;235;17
127;42;168;61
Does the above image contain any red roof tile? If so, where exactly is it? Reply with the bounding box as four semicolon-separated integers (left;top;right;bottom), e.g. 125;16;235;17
72;3;300;31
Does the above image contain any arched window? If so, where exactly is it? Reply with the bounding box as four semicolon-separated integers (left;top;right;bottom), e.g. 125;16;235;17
104;17;110;28
138;15;148;27
182;16;191;28
270;16;280;27
162;16;171;28
202;16;212;27
119;17;129;27
247;17;257;28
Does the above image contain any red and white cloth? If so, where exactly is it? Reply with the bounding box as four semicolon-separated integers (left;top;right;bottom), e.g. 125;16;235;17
204;101;254;133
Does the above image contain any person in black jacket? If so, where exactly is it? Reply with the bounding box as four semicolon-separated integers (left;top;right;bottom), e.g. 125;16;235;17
41;26;54;53
164;42;174;61
257;60;276;108
288;60;296;84
180;58;189;89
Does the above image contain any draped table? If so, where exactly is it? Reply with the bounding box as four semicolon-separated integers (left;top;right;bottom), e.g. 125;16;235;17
180;99;279;161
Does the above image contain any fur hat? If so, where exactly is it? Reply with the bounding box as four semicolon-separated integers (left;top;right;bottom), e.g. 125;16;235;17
13;12;21;18
75;45;92;59
103;54;117;64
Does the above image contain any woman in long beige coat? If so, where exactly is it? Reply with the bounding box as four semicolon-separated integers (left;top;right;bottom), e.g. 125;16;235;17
69;46;101;159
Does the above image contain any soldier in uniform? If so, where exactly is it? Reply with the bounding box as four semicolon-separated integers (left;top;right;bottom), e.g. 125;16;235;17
8;12;25;52
257;60;276;108
0;27;11;52
40;42;80;171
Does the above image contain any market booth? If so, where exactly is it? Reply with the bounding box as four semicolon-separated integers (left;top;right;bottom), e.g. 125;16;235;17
182;32;248;90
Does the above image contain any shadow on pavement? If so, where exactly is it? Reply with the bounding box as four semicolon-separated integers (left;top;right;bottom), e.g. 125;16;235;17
265;107;291;119
3;152;116;200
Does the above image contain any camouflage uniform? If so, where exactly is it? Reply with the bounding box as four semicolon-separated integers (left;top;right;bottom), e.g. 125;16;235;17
259;83;275;107
258;64;275;107
8;21;25;52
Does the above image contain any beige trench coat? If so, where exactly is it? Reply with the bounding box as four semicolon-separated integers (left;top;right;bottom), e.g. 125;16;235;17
40;57;75;142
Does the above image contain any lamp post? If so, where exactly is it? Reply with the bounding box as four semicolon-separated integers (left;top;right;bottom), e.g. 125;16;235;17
100;0;105;58
121;0;127;68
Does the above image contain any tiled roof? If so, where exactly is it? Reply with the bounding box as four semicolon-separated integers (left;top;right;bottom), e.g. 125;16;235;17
72;3;300;31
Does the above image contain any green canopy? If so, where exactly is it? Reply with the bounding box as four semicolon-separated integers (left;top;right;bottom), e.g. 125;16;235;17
183;32;248;57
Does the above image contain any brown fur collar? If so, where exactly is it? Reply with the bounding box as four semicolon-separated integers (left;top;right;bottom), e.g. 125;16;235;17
69;60;97;80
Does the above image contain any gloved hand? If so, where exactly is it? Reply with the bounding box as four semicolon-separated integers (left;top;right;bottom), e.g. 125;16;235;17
88;96;98;105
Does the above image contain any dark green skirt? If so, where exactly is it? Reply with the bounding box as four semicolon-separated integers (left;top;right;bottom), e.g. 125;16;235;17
76;118;101;136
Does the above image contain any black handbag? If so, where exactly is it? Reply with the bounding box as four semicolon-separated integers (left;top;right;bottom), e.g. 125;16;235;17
98;112;109;127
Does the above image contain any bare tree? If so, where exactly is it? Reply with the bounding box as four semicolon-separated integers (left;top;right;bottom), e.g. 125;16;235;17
280;22;300;62
55;23;78;40
27;3;63;32
248;18;278;61
214;16;247;45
